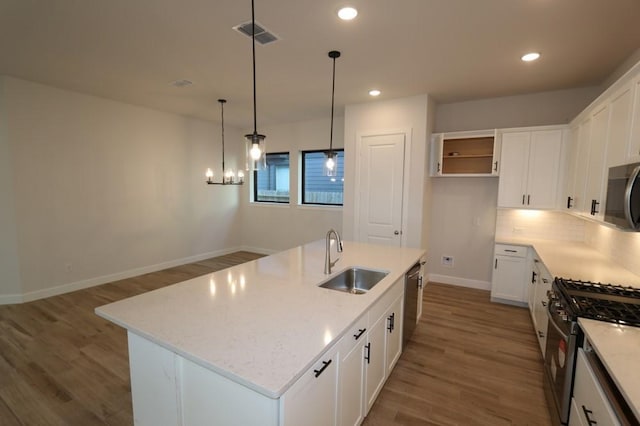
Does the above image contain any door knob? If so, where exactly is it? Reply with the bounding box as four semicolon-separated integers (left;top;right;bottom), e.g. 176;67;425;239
394;230;401;235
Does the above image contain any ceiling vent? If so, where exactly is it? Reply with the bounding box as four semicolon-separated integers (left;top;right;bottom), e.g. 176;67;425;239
233;21;279;45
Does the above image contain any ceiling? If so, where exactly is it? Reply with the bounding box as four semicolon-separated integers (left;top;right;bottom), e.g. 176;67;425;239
1;0;639;128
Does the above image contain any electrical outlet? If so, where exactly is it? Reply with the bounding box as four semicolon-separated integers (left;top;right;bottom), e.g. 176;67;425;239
441;256;454;267
513;227;525;234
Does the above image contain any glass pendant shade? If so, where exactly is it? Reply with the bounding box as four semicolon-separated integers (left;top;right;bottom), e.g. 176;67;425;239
245;132;266;170
324;151;337;177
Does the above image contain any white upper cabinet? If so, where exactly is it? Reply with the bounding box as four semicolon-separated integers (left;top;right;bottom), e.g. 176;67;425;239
430;130;499;177
606;82;634;168
584;104;609;219
563;125;580;211
628;75;640;163
573;119;592;214
498;128;564;209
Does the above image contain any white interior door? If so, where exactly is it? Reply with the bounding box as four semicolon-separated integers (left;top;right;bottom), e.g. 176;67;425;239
357;132;405;246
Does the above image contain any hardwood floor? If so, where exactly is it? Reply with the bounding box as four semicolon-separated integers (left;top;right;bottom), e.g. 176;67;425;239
363;282;552;426
1;261;551;425
0;251;264;426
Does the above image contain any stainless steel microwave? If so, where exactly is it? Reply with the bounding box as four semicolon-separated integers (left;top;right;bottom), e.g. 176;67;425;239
604;162;640;230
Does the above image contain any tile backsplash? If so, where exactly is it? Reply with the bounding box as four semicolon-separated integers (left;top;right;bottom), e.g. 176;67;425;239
496;209;640;279
584;221;640;278
495;209;585;241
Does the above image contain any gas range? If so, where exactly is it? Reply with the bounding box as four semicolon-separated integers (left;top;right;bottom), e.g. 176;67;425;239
553;277;640;327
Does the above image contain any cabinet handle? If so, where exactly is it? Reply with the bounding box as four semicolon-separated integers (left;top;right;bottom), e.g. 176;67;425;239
493;161;498;172
313;359;332;378
387;313;395;332
590;200;600;215
527;195;531;205
541;301;547;307
542;278;549;284
567;196;574;209
494;258;498;269
437;162;441;172
353;328;366;340
504;249;517;253
531;271;537;284
537;331;545;338
418;276;423;289
581;405;597;425
522;194;526;205
364;343;371;364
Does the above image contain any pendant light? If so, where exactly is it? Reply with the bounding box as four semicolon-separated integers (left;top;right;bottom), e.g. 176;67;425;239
244;0;267;171
206;99;244;185
324;50;341;177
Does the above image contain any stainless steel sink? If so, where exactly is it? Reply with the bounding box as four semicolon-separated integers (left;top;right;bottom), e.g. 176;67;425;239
319;267;389;294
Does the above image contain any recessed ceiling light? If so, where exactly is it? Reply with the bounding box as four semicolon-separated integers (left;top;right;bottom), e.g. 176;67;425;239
338;7;358;20
521;52;541;62
369;89;381;97
170;79;193;87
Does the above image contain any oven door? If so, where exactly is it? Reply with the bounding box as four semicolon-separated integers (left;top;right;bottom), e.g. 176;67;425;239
543;308;577;425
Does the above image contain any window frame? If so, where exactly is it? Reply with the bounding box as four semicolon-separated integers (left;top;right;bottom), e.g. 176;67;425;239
300;149;344;206
252;151;291;204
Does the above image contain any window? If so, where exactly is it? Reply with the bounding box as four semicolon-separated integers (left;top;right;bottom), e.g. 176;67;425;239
301;150;344;206
253;152;290;203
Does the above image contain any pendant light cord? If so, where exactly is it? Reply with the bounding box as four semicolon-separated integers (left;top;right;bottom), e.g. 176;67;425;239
219;99;226;173
251;0;257;135
330;55;336;153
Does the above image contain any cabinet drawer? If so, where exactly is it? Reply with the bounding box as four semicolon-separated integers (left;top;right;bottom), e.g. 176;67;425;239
369;277;403;323
338;313;368;356
572;349;620;426
495;244;527;258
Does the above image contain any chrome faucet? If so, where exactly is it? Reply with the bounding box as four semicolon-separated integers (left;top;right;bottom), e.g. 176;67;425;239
324;229;343;274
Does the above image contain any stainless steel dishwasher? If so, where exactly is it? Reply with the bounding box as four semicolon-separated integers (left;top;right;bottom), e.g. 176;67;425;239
403;262;422;349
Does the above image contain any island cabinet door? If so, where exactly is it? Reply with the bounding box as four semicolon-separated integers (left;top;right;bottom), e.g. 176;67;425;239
364;312;387;414
338;336;367;426
385;295;403;374
280;344;338;426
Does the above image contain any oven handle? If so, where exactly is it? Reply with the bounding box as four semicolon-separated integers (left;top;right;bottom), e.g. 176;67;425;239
546;306;570;341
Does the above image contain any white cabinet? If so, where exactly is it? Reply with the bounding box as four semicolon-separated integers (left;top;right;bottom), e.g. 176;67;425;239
497;128;564;209
364;292;403;415
384;295;403;375
529;258;552;356
491;244;528;305
430;130;500;176
337;277;405;424
281;344;339;426
627;75;640;163
606;82;634;168
569;349;621;426
338;316;368;426
564;125;580;211
584;104;610;219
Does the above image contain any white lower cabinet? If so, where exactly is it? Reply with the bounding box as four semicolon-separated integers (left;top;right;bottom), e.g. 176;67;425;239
491;244;528;305
530;259;552;355
337;277;405;425
281;344;339;426
127;277;407;426
569;349;620;426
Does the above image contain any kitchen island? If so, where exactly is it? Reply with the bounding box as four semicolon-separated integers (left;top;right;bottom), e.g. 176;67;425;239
96;239;425;425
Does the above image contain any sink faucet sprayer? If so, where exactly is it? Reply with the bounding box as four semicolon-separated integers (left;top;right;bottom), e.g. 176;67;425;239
324;229;343;274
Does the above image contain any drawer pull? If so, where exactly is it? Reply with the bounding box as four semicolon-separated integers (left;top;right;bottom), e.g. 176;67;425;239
313;359;332;378
504;249;518;253
387;313;395;332
581;405;597;425
353;328;366;340
365;343;371;364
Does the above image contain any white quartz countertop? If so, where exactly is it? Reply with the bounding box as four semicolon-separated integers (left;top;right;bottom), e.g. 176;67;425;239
579;318;640;420
495;237;640;288
96;240;424;399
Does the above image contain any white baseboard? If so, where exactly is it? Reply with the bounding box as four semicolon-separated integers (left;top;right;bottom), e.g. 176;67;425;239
238;245;279;256
0;247;249;305
427;273;491;291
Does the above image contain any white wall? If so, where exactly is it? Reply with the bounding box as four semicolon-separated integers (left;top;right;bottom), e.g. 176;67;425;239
343;95;430;249
0;77;22;300
428;178;498;289
435;87;601;133
239;117;344;253
2;76;244;302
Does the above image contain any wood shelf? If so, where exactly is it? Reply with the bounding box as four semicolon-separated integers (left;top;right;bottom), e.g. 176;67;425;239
441;136;495;174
